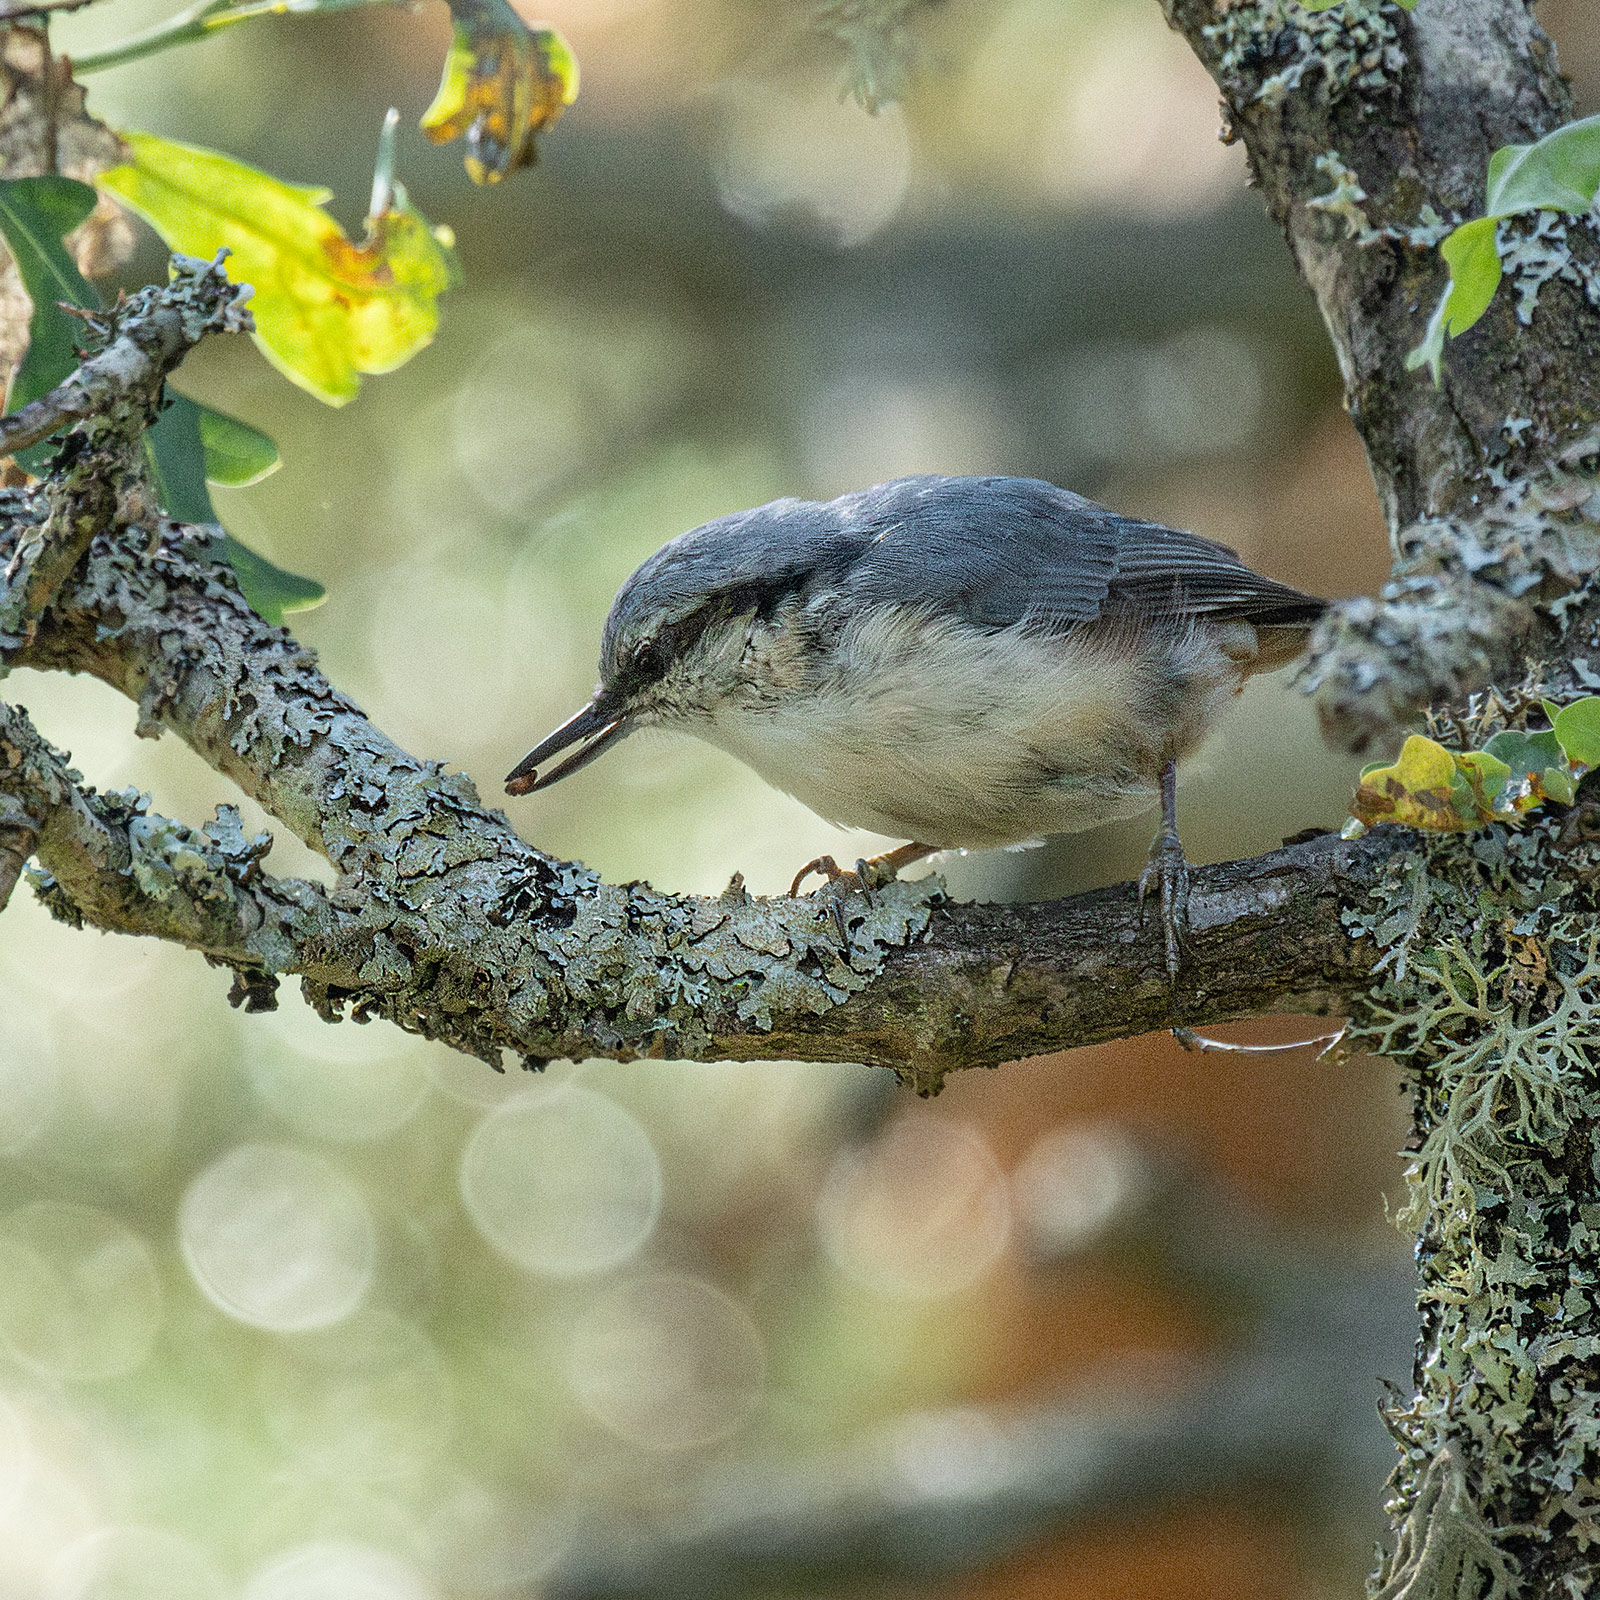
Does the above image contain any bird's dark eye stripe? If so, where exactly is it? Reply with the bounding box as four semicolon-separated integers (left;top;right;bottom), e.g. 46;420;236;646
618;575;812;688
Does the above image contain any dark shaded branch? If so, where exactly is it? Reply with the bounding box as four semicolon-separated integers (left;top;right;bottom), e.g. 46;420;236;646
542;1147;1415;1598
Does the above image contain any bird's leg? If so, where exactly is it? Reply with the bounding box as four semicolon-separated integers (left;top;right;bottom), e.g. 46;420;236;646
1137;758;1189;981
788;842;936;900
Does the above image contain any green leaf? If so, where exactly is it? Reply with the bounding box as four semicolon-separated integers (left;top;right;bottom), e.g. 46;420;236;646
421;0;578;184
144;391;214;523
195;401;279;486
1411;113;1600;381
1543;766;1577;806
221;533;325;624
1483;728;1565;783
1405;215;1501;377
0;176;99;468
143;391;321;624
1484;111;1600;219
1457;749;1513;812
98;131;459;406
1553;696;1600;770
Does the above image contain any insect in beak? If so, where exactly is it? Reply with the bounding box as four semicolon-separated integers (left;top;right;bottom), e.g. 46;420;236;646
505;699;631;795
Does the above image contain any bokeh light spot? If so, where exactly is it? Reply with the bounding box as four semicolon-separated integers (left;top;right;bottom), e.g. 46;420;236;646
0;1203;163;1381
1012;1122;1152;1259
567;1273;766;1451
244;1007;432;1145
257;1311;455;1486
714;83;911;246
816;1118;1011;1299
48;1525;227;1600
459;1085;662;1277
241;1541;437;1600
180;1144;377;1332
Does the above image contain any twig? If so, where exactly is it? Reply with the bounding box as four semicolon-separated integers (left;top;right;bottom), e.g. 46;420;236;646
0;251;252;459
0;698;327;981
1172;1025;1347;1058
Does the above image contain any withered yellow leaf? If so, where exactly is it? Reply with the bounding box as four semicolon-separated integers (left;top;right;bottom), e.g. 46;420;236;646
98;132;458;406
421;0;578;185
1351;735;1485;832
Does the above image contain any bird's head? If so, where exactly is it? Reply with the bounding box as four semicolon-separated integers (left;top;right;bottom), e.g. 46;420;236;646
505;499;845;796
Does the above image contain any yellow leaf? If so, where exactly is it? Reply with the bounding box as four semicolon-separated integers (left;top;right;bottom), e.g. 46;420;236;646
1351;735;1485;832
421;0;578;185
97;132;459;406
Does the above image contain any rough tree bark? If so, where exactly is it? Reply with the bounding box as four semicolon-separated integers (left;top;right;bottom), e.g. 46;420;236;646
0;2;1597;1595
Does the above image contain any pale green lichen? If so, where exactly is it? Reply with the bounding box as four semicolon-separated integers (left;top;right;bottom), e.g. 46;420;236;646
1199;0;1406;110
807;0;936;111
1308;149;1380;241
1346;789;1600;1592
1499;212;1600;328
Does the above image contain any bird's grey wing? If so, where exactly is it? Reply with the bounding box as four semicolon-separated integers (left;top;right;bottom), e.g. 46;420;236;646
834;475;1123;630
1102;517;1324;626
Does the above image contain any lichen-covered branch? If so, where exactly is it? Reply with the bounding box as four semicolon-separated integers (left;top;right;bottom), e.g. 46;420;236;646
1340;804;1600;1598
0;697;327;978
1162;0;1598;751
1156;4;1600;1593
0;252;251;645
2;504;1396;1086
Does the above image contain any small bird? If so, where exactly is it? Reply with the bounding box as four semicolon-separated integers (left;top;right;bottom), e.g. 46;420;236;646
506;475;1325;973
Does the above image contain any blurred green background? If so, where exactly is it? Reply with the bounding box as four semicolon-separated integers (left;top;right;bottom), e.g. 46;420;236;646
0;2;1593;1596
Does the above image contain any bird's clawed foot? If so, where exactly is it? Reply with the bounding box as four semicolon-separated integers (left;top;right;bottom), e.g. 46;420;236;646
789;856;880;942
1138;828;1191;982
789;844;936;941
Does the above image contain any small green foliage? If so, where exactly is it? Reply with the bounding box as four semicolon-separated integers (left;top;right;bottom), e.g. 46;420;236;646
194;402;279;487
1347;696;1600;834
1409;112;1600;381
420;0;577;184
0;176;99;471
144;392;322;624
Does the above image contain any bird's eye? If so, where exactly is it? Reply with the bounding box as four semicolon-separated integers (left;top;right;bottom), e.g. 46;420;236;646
629;638;664;678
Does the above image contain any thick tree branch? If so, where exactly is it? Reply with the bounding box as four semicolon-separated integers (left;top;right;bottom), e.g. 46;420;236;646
1160;5;1600;1595
1163;0;1598;750
0;252;251;646
5;507;1398;1084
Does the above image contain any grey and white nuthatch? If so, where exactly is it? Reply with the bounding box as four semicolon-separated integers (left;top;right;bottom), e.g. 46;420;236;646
506;474;1325;971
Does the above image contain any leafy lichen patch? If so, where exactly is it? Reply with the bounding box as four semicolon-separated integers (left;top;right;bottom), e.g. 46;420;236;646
1304;431;1600;751
1196;0;1405;111
1348;792;1600;1590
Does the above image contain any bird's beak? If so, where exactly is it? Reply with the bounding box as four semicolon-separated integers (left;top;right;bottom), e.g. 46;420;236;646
505;699;631;796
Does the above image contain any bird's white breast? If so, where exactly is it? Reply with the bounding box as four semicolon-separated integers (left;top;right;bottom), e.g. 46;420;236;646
693;608;1247;849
